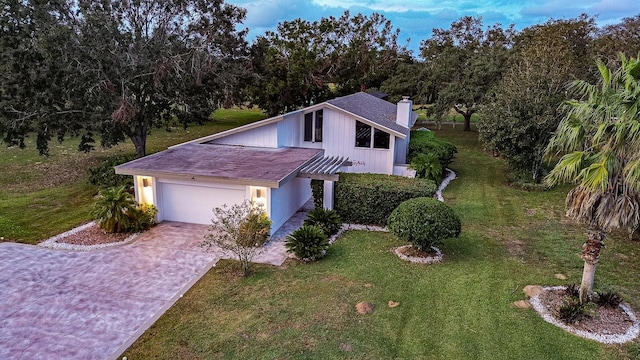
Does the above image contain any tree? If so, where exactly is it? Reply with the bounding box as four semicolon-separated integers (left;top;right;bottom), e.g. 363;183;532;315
248;19;333;116
75;0;249;157
545;55;640;303
331;11;408;95
1;0;249;157
249;11;407;115
202;201;272;276
594;14;640;67
478;16;597;181
419;16;514;131
0;1;85;155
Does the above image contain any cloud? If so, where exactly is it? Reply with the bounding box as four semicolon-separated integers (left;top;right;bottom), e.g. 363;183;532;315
226;0;636;54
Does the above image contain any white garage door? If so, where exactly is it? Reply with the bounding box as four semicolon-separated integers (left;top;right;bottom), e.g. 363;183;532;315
160;182;246;224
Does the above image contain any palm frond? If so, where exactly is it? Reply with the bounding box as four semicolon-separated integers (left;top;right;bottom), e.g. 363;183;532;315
578;158;609;192
545;151;585;186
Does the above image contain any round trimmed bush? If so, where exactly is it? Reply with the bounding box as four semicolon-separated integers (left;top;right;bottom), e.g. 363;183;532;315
285;225;329;261
387;197;461;251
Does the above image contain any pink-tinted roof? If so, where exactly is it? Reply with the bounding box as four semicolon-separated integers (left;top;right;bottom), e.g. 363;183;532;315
115;143;324;188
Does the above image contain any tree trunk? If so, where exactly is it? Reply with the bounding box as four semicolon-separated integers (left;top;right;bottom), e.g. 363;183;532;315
579;261;597;304
463;113;471;132
130;128;147;157
579;226;607;303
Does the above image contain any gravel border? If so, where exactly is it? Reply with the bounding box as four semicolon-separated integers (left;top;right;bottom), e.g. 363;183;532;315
529;286;640;344
393;245;443;264
39;222;139;251
436;169;457;202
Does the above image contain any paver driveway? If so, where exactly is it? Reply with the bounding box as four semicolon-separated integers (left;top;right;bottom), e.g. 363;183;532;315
0;222;218;360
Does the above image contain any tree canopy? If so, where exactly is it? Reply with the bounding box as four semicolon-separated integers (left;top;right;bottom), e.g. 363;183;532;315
477;16;597;181
1;0;250;157
419;16;514;131
249;11;407;116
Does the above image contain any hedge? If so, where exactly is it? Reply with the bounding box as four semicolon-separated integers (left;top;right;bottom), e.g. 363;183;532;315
408;130;457;167
312;173;437;226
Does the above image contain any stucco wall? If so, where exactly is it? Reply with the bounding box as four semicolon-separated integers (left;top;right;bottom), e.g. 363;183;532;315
269;177;311;234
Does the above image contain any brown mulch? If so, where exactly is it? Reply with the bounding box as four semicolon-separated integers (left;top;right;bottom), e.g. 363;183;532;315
58;223;132;245
538;288;634;335
397;245;438;258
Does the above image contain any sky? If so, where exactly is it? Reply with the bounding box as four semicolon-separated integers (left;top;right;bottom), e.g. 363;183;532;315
226;0;639;54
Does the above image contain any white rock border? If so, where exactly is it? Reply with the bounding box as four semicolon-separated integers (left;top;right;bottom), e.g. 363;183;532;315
393;245;443;264
529;285;640;344
436;168;457;202
39;221;139;251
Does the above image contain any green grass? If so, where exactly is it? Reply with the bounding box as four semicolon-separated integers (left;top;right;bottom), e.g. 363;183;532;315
122;125;640;359
0;108;267;244
413;105;480;124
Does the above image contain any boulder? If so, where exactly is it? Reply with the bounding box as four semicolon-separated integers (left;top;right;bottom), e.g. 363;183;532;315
523;285;544;298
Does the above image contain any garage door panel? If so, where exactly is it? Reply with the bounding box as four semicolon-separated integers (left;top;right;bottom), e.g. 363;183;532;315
161;183;245;224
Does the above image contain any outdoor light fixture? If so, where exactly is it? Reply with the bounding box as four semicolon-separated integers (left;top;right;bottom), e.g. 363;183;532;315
256;188;263;198
142;178;150;187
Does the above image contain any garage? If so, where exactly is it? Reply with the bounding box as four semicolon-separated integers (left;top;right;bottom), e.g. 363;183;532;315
159;181;246;224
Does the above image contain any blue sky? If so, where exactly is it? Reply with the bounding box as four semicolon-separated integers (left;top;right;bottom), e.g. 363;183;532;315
226;0;638;54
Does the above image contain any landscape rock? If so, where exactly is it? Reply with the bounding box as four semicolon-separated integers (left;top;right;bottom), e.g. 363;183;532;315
554;273;567;280
513;300;532;309
523;285;544;298
356;301;375;314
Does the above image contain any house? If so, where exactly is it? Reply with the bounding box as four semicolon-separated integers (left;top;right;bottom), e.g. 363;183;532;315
115;92;418;234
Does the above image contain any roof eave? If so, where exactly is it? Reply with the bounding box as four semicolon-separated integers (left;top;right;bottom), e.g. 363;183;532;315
324;103;407;139
115;167;281;188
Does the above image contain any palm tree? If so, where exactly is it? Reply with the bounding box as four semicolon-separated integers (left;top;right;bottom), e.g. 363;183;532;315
545;54;640;304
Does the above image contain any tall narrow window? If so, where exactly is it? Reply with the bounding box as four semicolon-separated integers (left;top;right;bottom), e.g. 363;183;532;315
304;110;323;142
373;128;390;149
314;110;323;142
304;113;313;142
355;121;371;147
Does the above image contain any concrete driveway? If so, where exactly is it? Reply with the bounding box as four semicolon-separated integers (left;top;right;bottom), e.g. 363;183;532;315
0;222;218;360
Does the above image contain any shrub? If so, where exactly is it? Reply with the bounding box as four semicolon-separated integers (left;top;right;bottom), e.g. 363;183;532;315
595;290;623;308
92;186;153;233
408;130;457;167
88;154;137;188
312;173;437;226
202;201;272;276
285;225;329;262
556;297;588;324
387;197;461;251
137;203;158;230
564;284;580;298
410;153;443;182
303;207;342;236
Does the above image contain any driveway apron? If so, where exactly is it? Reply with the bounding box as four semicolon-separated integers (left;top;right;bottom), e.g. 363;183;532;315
0;222;218;360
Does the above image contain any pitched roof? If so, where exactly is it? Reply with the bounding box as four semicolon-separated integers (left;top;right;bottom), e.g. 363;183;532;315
115;143;323;188
326;92;412;134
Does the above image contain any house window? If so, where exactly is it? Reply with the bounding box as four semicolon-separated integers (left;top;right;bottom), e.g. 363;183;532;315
355;121;371;148
373;128;390;149
304;110;323;142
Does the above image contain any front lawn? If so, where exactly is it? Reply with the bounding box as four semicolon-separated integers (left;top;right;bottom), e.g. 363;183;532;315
122;126;640;359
